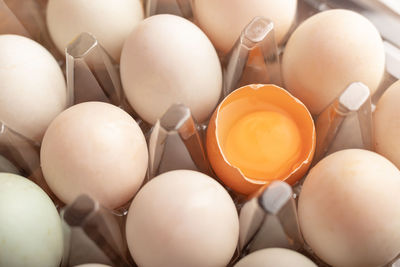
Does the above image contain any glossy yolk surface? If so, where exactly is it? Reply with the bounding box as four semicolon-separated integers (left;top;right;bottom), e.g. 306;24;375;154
223;110;302;180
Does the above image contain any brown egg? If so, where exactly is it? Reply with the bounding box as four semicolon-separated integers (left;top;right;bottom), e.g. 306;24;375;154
374;80;400;169
299;149;400;267
282;9;385;115
234;248;316;267
125;170;239;267
41;102;148;209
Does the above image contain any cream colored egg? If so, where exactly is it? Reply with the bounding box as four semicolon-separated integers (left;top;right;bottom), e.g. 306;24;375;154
374;80;400;169
41;102;148;210
0;173;63;267
126;170;239;267
120;14;222;125
46;0;143;62
282;9;385;115
194;0;297;53
234;248;316;267
0;34;66;142
298;149;400;267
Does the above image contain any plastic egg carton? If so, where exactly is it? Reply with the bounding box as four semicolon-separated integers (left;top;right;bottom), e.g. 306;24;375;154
0;0;400;266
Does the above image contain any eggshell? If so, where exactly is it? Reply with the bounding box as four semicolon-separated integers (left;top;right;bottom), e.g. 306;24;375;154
206;84;315;195
46;0;143;61
194;0;297;53
0;173;63;267
374;80;400;169
0;34;66;142
282;9;385;115
120;14;222;125
41;102;148;210
298;149;400;267
234;248;317;267
126;170;239;267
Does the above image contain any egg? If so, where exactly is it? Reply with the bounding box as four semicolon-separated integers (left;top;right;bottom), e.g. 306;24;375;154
125;170;239;267
234;248;317;267
206;84;315;195
374;80;400;169
282;9;385;115
120;14;222;125
0;173;63;267
193;0;297;54
40;102;148;210
73;264;111;267
46;0;143;62
0;34;66;142
298;149;400;267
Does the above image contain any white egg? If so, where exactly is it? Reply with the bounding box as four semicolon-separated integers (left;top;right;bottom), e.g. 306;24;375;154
298;149;400;267
0;34;67;142
46;0;143;62
120;14;222;125
126;170;239;267
194;0;297;53
282;9;385;115
234;248;316;267
0;173;63;267
374;80;400;169
40;102;148;210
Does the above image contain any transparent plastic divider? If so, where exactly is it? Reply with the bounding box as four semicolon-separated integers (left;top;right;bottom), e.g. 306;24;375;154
223;16;282;97
0;0;30;37
0;121;58;201
390;256;400;267
66;32;124;106
238;181;304;256
66;32;151;131
0;0;62;61
147;103;212;179
314;82;374;163
61;195;133;267
145;0;194;20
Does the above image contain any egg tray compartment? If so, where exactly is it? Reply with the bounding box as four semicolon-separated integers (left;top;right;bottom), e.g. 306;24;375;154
0;0;400;266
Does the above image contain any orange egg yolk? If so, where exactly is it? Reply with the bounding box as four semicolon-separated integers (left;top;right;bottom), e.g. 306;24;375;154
223;110;302;180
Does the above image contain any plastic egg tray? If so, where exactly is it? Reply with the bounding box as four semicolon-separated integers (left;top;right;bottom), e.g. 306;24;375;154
0;0;399;266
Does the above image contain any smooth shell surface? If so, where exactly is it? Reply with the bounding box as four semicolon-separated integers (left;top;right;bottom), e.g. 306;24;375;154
0;34;66;142
374;80;400;169
0;173;63;267
194;0;297;53
282;9;385;115
298;149;400;267
120;14;222;125
47;0;143;61
126;170;239;267
73;264;111;267
234;248;317;267
41;102;148;209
